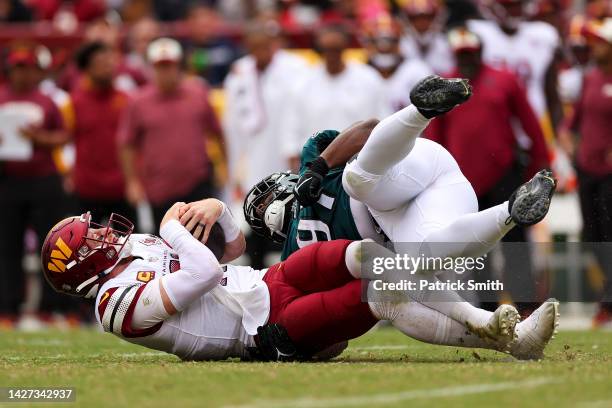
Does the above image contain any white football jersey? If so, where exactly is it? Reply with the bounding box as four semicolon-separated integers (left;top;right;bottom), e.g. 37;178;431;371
94;234;269;361
468;19;559;117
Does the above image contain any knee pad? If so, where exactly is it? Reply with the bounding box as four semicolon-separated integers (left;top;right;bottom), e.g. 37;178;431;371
344;239;373;279
342;161;381;200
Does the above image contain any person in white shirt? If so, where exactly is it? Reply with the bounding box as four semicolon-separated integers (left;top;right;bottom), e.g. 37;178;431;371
41;192;559;361
363;14;433;111
224;21;311;197
282;24;388;170
399;0;455;75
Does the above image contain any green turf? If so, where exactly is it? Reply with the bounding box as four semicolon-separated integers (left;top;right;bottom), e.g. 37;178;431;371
1;328;611;408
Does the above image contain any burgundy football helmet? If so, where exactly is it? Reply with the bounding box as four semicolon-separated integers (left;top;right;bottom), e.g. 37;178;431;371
41;212;134;298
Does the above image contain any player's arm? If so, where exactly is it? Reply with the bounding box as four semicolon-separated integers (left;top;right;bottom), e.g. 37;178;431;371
99;203;224;335
320;119;380;168
178;198;246;263
294;119;379;206
135;203;224;324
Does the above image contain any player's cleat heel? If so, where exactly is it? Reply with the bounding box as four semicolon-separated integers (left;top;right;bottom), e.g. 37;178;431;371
508;170;557;226
509;298;559;360
467;304;520;351
410;75;472;118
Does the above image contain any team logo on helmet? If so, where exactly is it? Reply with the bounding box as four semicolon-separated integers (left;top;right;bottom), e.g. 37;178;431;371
47;237;73;273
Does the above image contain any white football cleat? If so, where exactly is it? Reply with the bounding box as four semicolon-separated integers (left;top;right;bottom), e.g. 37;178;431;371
466;304;520;349
508;298;560;360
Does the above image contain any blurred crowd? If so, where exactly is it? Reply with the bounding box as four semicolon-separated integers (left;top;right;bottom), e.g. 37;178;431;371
0;0;611;330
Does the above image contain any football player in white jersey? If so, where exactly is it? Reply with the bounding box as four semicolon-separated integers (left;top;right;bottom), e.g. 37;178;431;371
468;0;579;191
399;0;455;75
468;0;562;124
42;196;558;361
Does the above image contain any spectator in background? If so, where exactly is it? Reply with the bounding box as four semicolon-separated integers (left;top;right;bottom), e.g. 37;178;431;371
424;29;550;316
59;17;148;92
282;24;387;168
399;0;455;74
363;14;432;111
0;44;70;324
468;0;573;190
124;16;160;81
565;19;612;328
224;20;309;197
558;16;593;107
118;38;225;229
224;20;310;268
184;3;241;87
468;0;561;134
70;41;134;223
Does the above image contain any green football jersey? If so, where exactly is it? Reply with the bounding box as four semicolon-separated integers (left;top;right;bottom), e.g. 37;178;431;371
281;130;362;260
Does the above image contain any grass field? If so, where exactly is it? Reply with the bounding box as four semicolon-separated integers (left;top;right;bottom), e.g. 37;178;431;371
1;328;611;408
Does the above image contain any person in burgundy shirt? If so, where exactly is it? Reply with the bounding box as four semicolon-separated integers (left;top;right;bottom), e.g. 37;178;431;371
424;29;550;316
118;37;225;229
0;45;70;320
566;20;612;327
70;41;135;224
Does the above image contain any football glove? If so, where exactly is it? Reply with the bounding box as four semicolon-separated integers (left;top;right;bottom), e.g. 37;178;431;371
294;156;329;206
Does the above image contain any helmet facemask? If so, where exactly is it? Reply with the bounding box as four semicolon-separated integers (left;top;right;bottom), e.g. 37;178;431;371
244;172;299;243
72;212;134;295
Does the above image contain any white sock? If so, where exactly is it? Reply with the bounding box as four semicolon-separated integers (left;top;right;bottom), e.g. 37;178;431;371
419;202;515;259
361;241;494;329
370;301;496;349
357;104;430;176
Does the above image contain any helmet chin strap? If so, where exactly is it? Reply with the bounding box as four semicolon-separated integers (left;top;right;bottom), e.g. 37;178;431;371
75;237;134;297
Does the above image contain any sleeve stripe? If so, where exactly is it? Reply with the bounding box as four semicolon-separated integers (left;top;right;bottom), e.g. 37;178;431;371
109;286;137;334
120;284;163;338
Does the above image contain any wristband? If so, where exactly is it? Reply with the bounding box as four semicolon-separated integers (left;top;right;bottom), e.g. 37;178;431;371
216;201;241;242
307;156;330;176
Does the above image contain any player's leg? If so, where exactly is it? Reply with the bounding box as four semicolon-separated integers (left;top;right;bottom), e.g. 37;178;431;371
362;139;515;258
369;298;559;359
342;76;470;212
369;141;555;259
370;300;502;349
272;280;378;355
353;239;519;342
343;105;432;212
278;239;360;293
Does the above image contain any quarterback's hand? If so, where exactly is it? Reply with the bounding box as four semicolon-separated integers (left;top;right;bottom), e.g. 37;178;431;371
160;202;185;229
294;156;329;206
179;198;223;244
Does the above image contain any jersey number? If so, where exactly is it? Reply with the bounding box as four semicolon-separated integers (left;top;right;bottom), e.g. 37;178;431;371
296;220;331;248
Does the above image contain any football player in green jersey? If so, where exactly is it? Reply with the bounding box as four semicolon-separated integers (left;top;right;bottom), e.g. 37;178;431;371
243;76;559;356
245;76;556;263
